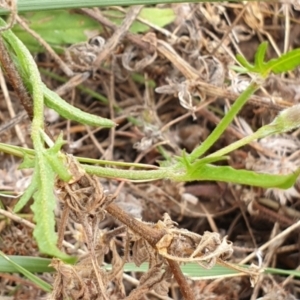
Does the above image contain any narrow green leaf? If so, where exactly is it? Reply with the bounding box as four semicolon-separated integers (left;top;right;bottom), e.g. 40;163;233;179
266;48;300;74
43;133;72;182
254;41;268;71
104;262;300;279
0;18;74;262
43;85;116;128
177;163;300;189
13;173;37;213
265;267;300;278
236;54;255;71
31;158;75;263
0;255;54;273
0;0;208;14
0;252;52;292
19;153;35;169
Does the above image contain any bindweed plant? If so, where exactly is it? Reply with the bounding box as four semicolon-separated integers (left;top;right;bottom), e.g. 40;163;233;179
1;4;300;299
1;14;300;261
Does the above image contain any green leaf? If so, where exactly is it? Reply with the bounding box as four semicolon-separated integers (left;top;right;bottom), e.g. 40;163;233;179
43;85;116;128
177;162;300;189
236;54;255;71
30;158;75;263
254;41;268;71
236;42;300;76
109;262;243;278
12;8;174;52
266;48;300;74
19;153;35;169
13;10;101;52
107;8;175;33
265;267;300;278
0;0;212;14
0;18;74;262
140;8;175;31
43;133;72;182
112;262;300;279
0;255;54;273
13;172;38;213
0;252;52;292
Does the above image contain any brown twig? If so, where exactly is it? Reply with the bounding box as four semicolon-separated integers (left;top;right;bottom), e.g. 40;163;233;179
91;6;143;69
0;35;33;120
0;0;17;32
106;202;195;300
79;7;156;54
251;200;294;227
0;111;28;134
106;203;165;247
167;259;195;300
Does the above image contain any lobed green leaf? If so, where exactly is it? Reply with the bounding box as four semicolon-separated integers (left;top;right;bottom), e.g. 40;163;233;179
236;54;255;71
43;85;116;128
30;157;75;263
266;48;300;74
177;162;300;189
254;41;268;71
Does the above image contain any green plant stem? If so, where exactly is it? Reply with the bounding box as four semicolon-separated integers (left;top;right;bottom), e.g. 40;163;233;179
0;143;158;169
207;131;262;159
189;81;260;162
83;164;170;181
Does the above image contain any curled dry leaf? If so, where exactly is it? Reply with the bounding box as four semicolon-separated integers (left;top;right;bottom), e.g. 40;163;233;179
155;213;234;268
156;78;197;119
65;36;106;71
56;154;113;223
51;229;128;299
122;33;157;72
126;264;171;300
243;2;265;31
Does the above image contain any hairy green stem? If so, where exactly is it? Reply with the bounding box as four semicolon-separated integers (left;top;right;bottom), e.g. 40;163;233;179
83;164;172;181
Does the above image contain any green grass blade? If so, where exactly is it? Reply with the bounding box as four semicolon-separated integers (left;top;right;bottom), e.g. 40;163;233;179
107;262;300;279
265;267;300;278
0;255;54;273
0;0;232;14
0;252;52;292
